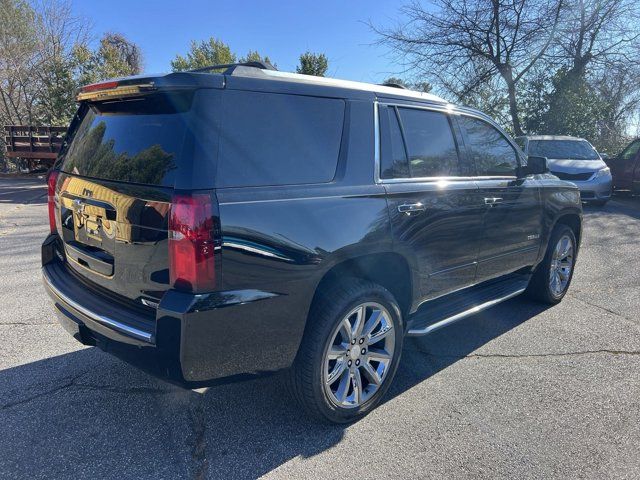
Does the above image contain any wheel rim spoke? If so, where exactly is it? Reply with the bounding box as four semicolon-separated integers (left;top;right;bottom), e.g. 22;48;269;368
352;369;363;404
340;318;353;342
327;360;347;385
368;322;392;344
361;361;381;386
351;306;365;338
335;369;350;402
367;347;391;362
328;344;348;360
361;310;383;338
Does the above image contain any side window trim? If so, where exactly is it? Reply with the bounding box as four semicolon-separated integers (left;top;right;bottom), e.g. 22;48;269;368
375;102;520;183
378;104;410;180
392;106;414;177
449;114;475;177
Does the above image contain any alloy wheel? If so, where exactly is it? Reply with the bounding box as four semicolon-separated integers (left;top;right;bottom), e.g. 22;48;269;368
322;302;396;409
549;234;574;297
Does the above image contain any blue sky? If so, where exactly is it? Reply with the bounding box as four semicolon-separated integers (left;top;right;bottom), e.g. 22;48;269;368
74;0;410;83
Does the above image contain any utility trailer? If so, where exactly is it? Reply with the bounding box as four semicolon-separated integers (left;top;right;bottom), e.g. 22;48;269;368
4;125;65;171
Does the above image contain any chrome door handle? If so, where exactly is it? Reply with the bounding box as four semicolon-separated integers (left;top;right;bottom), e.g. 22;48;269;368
397;202;426;215
484;197;503;206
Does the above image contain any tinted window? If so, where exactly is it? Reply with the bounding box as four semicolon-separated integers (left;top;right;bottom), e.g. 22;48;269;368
217;91;344;187
60;93;194;186
459;116;518;176
515;137;526;149
528;139;599;160
621;140;640;161
398;108;459;177
380;107;409;179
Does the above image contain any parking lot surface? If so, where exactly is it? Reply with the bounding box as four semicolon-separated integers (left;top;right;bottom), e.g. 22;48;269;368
0;177;638;479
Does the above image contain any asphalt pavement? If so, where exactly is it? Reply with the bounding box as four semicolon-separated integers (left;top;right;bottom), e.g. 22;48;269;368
0;177;638;479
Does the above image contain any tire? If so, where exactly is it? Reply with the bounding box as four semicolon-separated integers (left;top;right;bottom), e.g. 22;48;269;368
526;224;577;304
289;278;404;423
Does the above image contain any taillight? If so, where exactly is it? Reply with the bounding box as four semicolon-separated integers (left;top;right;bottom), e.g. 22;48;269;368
47;170;59;234
168;193;217;293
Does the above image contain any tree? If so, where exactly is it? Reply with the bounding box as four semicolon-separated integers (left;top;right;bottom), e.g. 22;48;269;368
171;38;236;71
71;33;142;86
296;52;328;76
382;76;432;93
539;0;640;149
0;0;41;126
375;0;564;136
239;50;274;66
593;64;640;153
97;33;142;79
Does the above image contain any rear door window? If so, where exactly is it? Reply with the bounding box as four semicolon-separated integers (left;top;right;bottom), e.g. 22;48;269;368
59;92;194;186
217;91;345;187
458;116;519;176
380;106;460;179
398;108;460;177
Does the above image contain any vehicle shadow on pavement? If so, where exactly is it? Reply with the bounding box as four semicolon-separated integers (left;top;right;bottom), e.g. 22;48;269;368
393;297;549;402
0;297;549;479
583;196;640;221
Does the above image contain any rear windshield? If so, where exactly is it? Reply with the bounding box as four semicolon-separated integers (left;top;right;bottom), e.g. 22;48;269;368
528;139;599;160
59;92;194;186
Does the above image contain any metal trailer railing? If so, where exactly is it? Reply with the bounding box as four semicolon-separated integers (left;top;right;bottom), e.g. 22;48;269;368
4;125;66;171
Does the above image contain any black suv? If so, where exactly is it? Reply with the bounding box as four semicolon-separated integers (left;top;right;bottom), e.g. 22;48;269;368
42;62;582;423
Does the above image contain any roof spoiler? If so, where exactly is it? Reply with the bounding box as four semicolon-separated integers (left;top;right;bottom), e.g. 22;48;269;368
188;61;278;75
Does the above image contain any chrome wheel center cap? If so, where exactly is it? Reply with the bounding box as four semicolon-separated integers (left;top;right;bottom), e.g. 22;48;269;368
350;345;362;361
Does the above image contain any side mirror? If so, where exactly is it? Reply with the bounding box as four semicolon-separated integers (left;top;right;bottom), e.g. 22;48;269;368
600;152;610;160
519;156;548;177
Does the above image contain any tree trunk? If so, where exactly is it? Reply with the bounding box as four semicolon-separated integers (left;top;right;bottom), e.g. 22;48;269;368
498;64;523;136
506;80;523;136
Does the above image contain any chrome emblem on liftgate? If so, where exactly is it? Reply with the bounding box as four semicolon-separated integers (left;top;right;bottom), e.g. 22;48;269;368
73;198;102;242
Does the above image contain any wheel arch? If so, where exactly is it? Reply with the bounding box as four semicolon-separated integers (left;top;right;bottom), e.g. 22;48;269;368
554;212;582;248
312;252;414;320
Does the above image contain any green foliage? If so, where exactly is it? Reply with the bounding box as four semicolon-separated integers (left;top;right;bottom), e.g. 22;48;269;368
296;51;328;76
96;33;143;79
541;69;606;140
37;56;78;125
170;39;275;72
171;38;236;71
239;50;274;66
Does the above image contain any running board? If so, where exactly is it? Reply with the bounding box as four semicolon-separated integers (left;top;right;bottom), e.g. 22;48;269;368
406;275;530;336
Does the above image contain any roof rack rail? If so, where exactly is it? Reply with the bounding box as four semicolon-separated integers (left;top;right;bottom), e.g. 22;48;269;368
380;82;407;89
188;61;278;75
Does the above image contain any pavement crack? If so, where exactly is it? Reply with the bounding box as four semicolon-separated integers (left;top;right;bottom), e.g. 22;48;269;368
0;322;56;326
0;371;173;411
73;383;176;395
407;346;640;360
567;293;636;322
188;397;209;480
0;371;88;411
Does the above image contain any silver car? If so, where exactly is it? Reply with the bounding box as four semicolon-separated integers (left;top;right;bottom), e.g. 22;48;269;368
516;135;612;206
